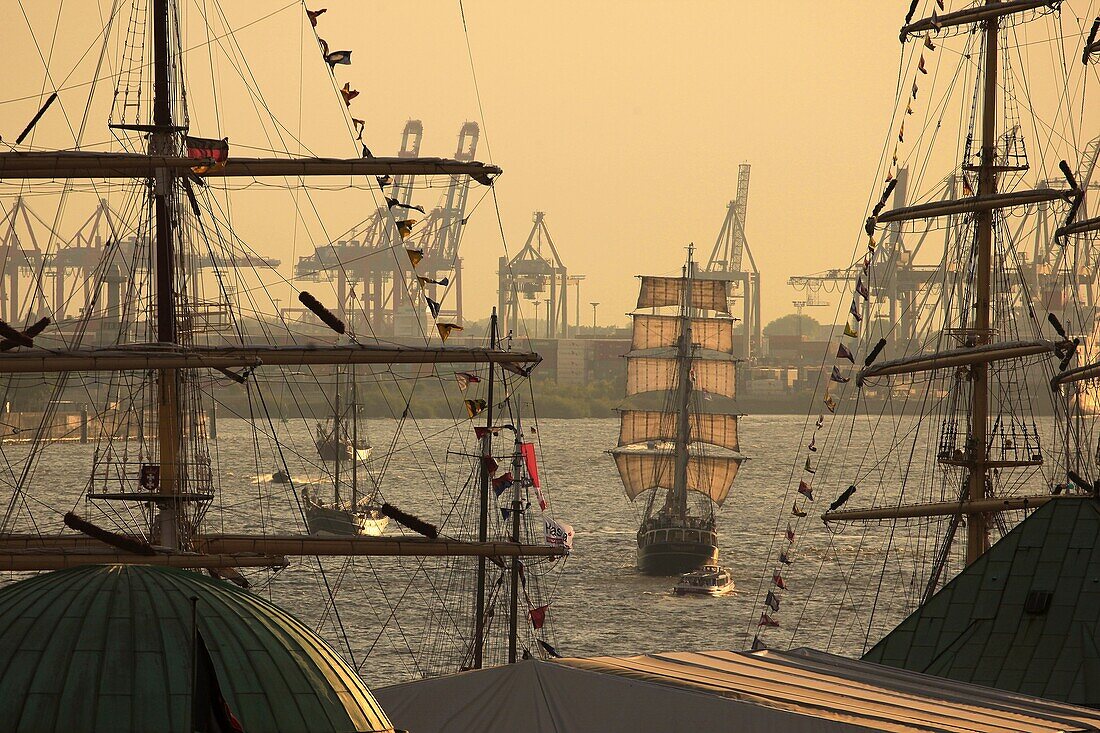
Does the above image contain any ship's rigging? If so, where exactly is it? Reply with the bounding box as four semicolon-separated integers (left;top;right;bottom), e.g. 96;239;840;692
0;0;568;681
754;0;1100;655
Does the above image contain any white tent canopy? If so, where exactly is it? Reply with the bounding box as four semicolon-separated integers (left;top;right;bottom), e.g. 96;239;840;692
375;648;1100;733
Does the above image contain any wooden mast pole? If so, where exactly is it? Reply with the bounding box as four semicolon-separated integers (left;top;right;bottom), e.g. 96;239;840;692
507;413;523;664
673;247;695;520
151;0;183;550
966;2;999;565
473;309;497;669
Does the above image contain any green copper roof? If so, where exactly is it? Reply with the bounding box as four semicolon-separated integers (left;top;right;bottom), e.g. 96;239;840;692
864;497;1100;707
0;565;393;732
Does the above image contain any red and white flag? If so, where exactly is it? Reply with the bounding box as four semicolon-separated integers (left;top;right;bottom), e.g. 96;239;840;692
544;518;574;552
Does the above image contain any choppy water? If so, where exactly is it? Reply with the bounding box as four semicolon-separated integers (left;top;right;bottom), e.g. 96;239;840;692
0;414;1064;687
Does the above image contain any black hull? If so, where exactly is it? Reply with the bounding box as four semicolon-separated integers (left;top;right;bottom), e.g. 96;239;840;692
637;538;718;576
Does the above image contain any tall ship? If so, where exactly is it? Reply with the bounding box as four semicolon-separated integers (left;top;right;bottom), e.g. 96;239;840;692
0;0;568;694
611;249;745;575
755;0;1100;682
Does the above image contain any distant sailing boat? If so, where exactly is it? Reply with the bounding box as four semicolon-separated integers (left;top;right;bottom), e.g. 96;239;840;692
611;248;745;575
314;368;372;463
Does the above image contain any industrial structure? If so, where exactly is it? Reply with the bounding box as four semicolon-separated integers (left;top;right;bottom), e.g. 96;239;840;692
0;197;279;343
789;143;1100;351
498;211;570;339
293;120;479;336
701;163;761;359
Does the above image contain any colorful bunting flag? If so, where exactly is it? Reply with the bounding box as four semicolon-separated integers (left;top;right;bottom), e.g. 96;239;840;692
464;398;487;418
912;81;919;99
538;639;562;658
808;435;817;452
751;635;767;651
815;415;824;429
837;343;855;362
339;82;359;107
844;322;858;338
773;571;788;590
779;550;793;565
905;102;913;116
856;278;869;301
898;122;905;143
352;118;365;140
438;323;463;342
325;50;352;68
480;454;498;475
918;54;927;74
758;612;780;628
307;8;327;27
426;297;441;319
456;372;481;392
387;197;427;214
418;275;450;287
376;175;392;187
824;393;838;414
492;471;515;497
405;248;424;267
831;366;850;384
529;604;550;630
792;503;807;518
786;524;795;543
396;219;416;239
849;302;863;323
765;591;781;612
924;33;936;51
798;480;814;501
962;175;974;196
361;143;373;158
804;457;816;474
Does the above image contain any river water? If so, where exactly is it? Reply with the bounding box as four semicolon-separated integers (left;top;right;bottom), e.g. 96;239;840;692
0;413;1065;687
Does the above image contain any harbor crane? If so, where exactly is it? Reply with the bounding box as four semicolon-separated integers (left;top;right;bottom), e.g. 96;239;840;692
701;163;761;359
498;211;571;339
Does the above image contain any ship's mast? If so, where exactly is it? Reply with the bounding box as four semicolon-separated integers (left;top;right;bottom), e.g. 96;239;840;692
473;309;497;669
672;247;695;519
507;413;524;664
825;1;1085;567
965;1;1000;565
151;0;183;549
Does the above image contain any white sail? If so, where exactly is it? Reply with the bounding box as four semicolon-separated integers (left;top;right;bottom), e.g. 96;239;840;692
631;314;735;353
618;410;739;452
610;448;742;506
626;356;736;399
637;276;730;313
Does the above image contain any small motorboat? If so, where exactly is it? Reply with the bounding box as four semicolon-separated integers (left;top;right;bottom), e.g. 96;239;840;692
673;565;734;596
271;469;291;484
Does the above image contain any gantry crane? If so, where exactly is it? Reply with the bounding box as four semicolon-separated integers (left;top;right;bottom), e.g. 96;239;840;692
701;163;761;359
294;121;479;337
498;212;569;339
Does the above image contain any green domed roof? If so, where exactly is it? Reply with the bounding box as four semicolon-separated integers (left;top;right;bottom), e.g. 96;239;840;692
0;565;393;733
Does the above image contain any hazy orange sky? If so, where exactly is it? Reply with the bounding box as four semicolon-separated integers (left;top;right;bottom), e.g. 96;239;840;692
3;2;1097;331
